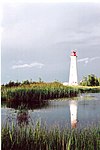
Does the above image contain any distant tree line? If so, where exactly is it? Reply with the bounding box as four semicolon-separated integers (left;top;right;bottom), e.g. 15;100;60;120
2;80;21;87
1;78;44;88
80;74;100;86
2;74;100;87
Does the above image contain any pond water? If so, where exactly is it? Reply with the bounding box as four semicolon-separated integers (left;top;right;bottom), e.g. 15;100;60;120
1;93;100;129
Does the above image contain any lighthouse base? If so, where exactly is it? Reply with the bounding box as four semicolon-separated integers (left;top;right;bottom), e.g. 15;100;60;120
69;82;78;86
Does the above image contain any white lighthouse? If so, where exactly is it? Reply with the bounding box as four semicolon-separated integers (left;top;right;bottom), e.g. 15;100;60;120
69;50;78;85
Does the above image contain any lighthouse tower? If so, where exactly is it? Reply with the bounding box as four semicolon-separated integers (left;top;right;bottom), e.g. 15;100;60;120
69;50;78;85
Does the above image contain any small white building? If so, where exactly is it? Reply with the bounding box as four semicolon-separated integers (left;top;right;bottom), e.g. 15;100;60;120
63;82;69;86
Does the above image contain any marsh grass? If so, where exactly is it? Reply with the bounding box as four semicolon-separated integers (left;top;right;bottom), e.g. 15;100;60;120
1;122;100;150
1;82;79;108
1;82;100;108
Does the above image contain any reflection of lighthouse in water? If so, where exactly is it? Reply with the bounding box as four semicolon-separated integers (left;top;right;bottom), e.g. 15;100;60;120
70;101;78;128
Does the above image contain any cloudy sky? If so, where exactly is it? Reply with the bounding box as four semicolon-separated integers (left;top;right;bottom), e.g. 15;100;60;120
1;2;100;84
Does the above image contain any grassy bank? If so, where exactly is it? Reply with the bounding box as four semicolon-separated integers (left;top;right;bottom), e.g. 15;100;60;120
76;85;100;93
1;82;100;108
1;122;100;150
1;82;78;108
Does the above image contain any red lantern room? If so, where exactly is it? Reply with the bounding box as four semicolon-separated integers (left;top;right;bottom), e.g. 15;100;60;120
71;51;77;56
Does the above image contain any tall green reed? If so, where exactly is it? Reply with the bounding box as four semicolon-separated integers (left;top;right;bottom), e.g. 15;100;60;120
1;122;100;150
1;82;79;108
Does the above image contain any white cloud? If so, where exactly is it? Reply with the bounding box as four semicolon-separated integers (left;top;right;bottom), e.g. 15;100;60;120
12;62;44;69
90;56;100;61
78;56;100;64
78;57;89;64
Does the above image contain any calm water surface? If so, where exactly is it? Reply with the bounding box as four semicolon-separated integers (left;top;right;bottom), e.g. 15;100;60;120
1;93;100;128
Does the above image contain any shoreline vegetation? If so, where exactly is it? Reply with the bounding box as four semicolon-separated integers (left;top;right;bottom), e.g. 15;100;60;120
1;81;100;108
1;122;100;150
1;81;100;150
